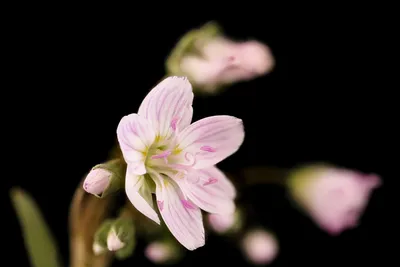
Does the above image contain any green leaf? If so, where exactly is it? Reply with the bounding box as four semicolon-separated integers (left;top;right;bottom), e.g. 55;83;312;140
10;187;63;267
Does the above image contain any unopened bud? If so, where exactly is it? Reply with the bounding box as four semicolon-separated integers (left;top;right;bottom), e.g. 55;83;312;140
107;217;136;260
83;168;111;195
107;228;125;251
83;159;125;198
92;219;113;255
241;229;279;265
145;241;181;264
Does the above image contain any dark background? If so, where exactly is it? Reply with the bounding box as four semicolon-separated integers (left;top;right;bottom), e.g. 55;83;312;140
3;7;388;267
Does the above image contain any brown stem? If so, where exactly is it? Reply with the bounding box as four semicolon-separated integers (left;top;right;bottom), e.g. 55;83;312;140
69;143;123;267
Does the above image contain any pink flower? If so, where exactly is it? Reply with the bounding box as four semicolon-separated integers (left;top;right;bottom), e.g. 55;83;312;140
207;210;239;234
117;76;244;250
145;241;177;264
241;229;279;265
288;165;382;235
180;37;274;93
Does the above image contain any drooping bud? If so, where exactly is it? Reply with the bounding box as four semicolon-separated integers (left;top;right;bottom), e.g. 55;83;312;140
165;21;274;94
83;158;126;198
83;168;112;195
92;219;113;255
287;163;381;235
145;240;182;264
207;209;242;234
106;217;136;260
241;229;279;265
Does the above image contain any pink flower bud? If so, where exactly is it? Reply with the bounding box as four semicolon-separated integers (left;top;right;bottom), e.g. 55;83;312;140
145;242;175;264
107;228;125;251
207;212;236;234
241;229;278;265
83;168;111;196
288;165;382;235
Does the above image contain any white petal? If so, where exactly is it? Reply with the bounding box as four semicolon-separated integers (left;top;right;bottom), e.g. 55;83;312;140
152;174;205;250
125;168;160;224
176;115;245;169
117;113;156;175
176;167;236;214
138;76;194;138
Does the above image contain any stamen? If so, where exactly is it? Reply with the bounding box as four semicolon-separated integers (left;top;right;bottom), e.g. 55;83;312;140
168;151;199;172
200;146;216;152
203;177;218;186
151;150;171;159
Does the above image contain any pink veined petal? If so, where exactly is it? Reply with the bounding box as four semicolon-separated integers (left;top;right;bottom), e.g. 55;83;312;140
152;174;205;250
176;115;245;169
138;76;194;138
125;168;160;225
175;166;236;214
117;113;156;175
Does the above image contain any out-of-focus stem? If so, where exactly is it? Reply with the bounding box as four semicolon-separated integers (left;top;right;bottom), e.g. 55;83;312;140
239;166;290;186
69;181;116;267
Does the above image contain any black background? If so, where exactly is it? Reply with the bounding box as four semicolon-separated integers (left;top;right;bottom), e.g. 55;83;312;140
3;6;388;267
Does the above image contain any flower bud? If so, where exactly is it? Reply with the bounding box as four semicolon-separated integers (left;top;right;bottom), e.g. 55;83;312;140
287;163;381;235
92;219;113;255
83;168;112;196
107;228;125;251
145;241;181;264
106;217;136;260
166;21;274;94
241;229;278;265
83;159;125;198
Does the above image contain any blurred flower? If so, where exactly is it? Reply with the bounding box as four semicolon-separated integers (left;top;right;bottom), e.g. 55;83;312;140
92;242;106;255
117;76;243;250
207;209;242;234
241;229;278;265
287;164;381;235
166;21;274;94
145;241;181;264
83;159;125;198
83;168;111;196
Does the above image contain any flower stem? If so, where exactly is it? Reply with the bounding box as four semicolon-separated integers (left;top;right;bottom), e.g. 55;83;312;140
239;166;290;186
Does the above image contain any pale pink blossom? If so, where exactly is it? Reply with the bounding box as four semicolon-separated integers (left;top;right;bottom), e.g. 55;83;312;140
288;165;381;235
83;168;112;196
241;229;278;265
117;76;244;250
207;212;237;234
180;37;274;93
145;242;176;264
